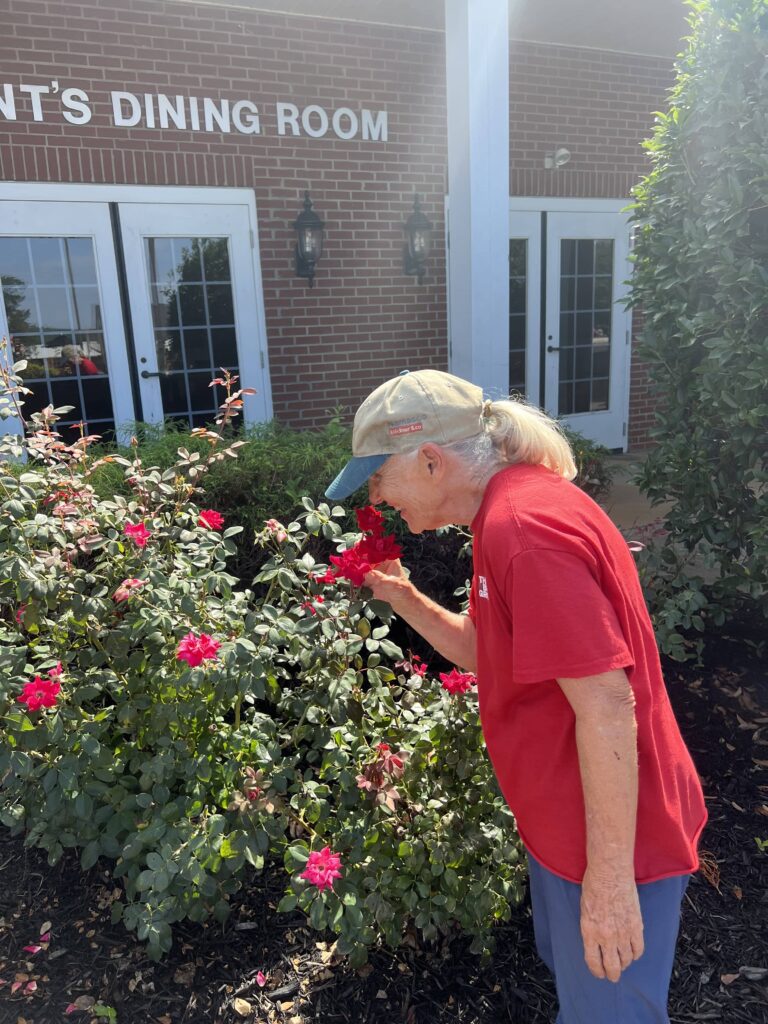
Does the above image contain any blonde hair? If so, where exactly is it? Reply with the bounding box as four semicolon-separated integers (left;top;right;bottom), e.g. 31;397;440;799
448;397;577;480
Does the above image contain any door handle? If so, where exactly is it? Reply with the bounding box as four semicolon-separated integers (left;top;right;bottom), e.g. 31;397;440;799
547;344;560;353
140;369;168;379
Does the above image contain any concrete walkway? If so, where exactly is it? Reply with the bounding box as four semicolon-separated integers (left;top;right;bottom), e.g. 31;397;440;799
600;453;672;533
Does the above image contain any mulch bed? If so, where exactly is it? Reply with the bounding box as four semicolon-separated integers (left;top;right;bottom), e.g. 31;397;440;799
1;633;766;1024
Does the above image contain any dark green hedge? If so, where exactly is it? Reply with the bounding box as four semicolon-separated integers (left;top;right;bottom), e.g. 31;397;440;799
628;0;768;655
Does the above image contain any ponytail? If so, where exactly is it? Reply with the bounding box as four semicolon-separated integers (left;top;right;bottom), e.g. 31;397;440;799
482;397;577;480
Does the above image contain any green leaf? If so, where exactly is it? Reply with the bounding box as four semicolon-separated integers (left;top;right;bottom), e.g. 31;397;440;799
81;840;101;870
277;892;299;913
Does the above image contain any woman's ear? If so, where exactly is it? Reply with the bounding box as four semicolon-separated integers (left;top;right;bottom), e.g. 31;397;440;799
419;443;442;477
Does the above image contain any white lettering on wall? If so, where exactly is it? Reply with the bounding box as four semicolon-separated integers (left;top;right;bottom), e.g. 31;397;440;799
203;97;230;134
189;96;201;132
112;91;141;127
19;83;49;121
232;99;260;135
301;104;329;138
0;84;16;121
144;94;156;129
276;102;300;136
157;94;186;130
61;88;91;125
0;83;389;142
362;109;388;142
332;107;358;140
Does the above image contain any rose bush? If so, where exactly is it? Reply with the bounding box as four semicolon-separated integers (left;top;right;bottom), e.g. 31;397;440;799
0;354;524;964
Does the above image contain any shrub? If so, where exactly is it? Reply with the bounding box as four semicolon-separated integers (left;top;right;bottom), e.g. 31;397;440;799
629;0;768;655
0;358;524;963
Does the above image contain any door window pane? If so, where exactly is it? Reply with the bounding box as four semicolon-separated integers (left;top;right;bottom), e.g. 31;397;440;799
557;238;613;416
508;238;527;395
0;236;115;437
144;236;238;428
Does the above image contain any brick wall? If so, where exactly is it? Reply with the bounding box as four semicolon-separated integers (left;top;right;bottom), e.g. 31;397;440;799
0;0;673;444
0;0;449;428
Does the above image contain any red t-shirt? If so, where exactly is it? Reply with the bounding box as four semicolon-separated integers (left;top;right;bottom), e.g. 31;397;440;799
468;463;707;884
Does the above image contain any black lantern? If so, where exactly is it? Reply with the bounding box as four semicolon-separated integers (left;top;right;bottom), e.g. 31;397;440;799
404;194;433;284
292;191;325;287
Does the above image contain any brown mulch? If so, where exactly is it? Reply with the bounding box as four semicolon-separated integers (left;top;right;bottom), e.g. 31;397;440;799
1;633;766;1024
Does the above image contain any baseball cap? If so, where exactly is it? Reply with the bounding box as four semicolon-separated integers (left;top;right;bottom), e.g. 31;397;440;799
325;369;485;500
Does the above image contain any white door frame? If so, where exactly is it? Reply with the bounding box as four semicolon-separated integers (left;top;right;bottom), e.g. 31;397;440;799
0;183;273;426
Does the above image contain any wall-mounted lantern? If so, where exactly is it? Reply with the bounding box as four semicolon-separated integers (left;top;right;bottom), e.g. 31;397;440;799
292;191;325;287
544;146;571;170
404;194;433;284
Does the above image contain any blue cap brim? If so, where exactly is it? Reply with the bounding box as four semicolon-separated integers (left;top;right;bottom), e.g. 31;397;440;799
325;454;389;501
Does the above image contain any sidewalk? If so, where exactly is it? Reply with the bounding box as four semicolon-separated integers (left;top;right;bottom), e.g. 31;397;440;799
600;453;671;533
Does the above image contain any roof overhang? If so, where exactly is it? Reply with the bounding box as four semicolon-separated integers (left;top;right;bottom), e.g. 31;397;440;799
167;0;689;58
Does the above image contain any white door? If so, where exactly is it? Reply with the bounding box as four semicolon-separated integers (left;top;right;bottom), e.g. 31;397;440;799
544;212;631;449
0;200;135;438
119;203;271;427
507;210;541;406
508;204;631;450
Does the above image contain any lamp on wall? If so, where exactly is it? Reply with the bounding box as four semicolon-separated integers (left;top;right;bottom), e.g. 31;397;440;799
403;194;433;284
292;191;325;287
544;147;571;170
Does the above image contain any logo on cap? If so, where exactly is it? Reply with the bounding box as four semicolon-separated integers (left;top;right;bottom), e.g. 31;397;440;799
389;421;423;437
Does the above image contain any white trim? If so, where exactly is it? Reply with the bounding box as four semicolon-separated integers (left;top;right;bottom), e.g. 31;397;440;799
0;183;257;206
509;197;632;213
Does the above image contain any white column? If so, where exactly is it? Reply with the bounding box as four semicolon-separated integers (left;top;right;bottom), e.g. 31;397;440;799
445;0;510;397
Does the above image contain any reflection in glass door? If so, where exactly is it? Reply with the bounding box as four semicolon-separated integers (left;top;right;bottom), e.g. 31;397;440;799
0;201;134;439
146;236;239;427
120;203;271;428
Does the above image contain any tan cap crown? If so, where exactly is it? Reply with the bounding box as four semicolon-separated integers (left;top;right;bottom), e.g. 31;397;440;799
352;369;485;456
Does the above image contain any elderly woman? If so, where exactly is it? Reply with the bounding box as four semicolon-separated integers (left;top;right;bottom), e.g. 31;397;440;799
326;369;706;1024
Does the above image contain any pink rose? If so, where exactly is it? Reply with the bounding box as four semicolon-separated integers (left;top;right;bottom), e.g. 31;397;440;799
300;846;343;892
113;578;146;603
176;631;221;668
439;668;477;695
124;522;151;548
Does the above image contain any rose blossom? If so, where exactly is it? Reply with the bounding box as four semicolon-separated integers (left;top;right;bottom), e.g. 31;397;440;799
198;509;224;530
439;668;477;695
356;505;385;536
301;595;325;616
405;654;428;677
17;674;61;712
300;846;343;892
176;631;221;667
124;522;151;548
264;518;288;543
113;578;146;603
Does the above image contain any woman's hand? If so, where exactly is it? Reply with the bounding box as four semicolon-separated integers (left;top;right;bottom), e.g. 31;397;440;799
363;560;411;611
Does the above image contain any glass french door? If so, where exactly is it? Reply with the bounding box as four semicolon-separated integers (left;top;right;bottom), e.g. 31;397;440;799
544;212;631;449
119;203;270;427
508;205;631;450
0;201;134;439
